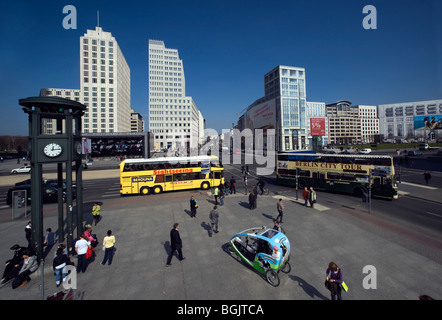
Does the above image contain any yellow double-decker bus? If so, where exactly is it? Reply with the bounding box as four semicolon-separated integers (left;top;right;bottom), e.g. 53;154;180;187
120;155;224;195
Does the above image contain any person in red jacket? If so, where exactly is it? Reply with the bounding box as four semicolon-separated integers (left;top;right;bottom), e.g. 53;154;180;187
302;187;309;206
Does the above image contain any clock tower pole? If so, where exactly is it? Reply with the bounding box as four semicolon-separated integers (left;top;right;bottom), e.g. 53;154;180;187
19;96;86;260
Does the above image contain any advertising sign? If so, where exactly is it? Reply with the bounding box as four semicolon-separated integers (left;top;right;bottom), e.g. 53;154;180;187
414;115;442;131
310;118;326;136
245;99;276;130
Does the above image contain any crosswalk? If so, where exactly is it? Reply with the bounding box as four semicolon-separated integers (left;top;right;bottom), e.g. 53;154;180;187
271;194;330;211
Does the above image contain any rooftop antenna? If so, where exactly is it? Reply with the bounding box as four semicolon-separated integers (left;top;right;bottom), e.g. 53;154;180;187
97;10;100;28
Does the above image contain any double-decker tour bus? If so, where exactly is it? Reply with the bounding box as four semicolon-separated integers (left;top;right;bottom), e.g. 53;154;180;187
276;152;398;200
120;155;224;195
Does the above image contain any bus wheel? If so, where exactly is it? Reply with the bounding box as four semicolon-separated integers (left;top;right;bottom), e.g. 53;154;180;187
298;180;306;188
140;187;151;196
153;186;163;194
353;187;364;197
201;182;210;190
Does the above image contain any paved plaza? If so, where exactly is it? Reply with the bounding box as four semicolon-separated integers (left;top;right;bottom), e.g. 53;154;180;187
0;164;441;301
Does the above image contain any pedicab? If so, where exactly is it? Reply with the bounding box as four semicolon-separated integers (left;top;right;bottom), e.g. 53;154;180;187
227;226;291;287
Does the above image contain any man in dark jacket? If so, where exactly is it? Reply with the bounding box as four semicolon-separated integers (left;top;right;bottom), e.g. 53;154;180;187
166;223;184;266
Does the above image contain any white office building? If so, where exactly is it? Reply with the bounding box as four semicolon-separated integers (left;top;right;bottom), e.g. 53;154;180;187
358;105;379;144
378;99;442;140
39;88;82;134
80;27;131;133
148;40;203;151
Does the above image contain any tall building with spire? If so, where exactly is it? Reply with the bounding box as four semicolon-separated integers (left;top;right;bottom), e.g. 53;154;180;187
80;27;131;133
148;40;203;152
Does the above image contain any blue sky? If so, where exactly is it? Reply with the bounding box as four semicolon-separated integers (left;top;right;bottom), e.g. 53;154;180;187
0;0;441;136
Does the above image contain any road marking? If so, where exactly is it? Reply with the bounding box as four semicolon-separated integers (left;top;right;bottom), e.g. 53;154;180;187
425;211;442;218
400;181;438;190
271;195;330;211
397;190;410;195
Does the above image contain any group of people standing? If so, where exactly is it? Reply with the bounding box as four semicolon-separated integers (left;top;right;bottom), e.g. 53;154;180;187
302;187;317;208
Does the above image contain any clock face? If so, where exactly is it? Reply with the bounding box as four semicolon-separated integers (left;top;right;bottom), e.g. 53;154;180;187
75;142;82;155
43;143;63;158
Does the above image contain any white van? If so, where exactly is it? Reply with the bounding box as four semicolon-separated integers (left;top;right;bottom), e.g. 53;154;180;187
419;143;429;150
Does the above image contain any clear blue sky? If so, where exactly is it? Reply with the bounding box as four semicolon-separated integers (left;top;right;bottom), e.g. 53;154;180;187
0;0;441;136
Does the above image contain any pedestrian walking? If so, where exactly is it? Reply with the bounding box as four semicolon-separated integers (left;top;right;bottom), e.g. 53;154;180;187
224;181;230;195
302;187;309;206
24;221;32;248
248;190;255;210
276;199;284;223
101;230;116;266
253;185;258;209
166;223;184;266
325;262;344;300
219;187;225;206
209;206;219;237
53;247;71;287
309;187;317;208
75;234;91;273
92;202;101;226
190;195;198;218
213;186;219;205
424;171;431;184
244;175;248;194
229;176;236;194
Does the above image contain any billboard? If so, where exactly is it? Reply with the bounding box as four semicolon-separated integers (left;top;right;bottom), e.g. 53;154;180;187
310;118;326;136
245;99;276;130
414;115;442;131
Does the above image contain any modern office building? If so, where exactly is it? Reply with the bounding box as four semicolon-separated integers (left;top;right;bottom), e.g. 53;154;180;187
148;39;203;151
325;101;378;144
238;65;308;151
130;109;144;132
80;27;131;133
378;99;442;140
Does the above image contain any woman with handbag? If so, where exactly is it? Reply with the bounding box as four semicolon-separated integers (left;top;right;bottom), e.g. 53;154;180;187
190;195;198;218
325;262;344;300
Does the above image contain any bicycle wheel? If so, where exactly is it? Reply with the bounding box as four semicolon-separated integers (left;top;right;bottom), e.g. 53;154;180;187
265;269;280;287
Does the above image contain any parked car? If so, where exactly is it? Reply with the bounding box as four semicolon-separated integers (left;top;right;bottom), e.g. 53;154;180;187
6;184;77;205
359;148;372;154
10;166;31;174
408;150;422;156
419;143;429;150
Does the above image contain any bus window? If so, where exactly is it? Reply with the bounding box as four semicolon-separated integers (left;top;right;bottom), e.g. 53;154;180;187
155;175;164;183
327;172;340;180
341;174;356;181
214;172;221;180
165;175;173;182
299;170;310;177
